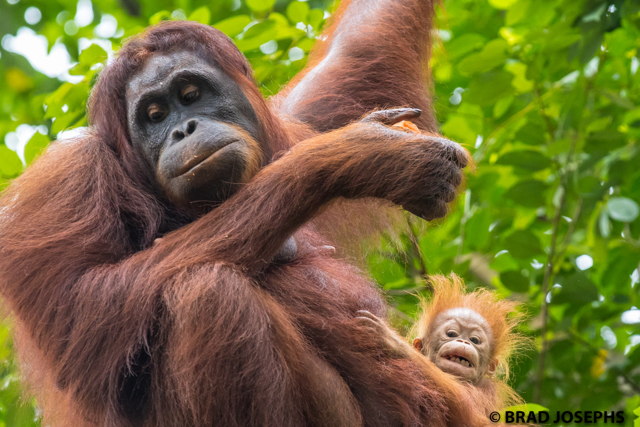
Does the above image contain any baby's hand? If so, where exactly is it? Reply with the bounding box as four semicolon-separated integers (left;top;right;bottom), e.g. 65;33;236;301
355;310;414;358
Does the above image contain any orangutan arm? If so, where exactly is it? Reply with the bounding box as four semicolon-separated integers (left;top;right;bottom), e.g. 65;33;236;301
276;0;438;132
153;110;468;272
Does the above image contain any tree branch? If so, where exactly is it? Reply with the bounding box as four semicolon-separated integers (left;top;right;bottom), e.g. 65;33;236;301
533;184;565;403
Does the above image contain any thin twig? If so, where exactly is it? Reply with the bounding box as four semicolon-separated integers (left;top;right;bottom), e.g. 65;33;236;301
553;197;583;271
534;86;557;143
406;216;428;278
456;189;471;264
533;185;565;403
533;92;579;402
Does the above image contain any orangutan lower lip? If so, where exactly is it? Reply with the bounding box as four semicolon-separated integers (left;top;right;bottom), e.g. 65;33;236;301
177;140;237;177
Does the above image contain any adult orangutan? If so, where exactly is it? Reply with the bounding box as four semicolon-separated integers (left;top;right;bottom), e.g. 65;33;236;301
0;1;483;426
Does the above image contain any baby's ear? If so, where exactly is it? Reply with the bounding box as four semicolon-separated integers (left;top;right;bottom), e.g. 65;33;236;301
488;358;498;377
412;338;423;351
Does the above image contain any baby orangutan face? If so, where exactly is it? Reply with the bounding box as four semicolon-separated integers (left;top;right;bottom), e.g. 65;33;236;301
415;308;497;384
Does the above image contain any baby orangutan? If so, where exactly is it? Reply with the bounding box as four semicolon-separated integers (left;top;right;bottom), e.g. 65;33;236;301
357;275;524;413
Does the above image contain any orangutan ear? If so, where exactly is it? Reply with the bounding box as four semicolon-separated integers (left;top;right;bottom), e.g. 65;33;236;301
488;358;498;377
412;338;423;351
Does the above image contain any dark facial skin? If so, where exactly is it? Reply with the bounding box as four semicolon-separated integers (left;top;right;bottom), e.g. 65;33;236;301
419;308;496;384
126;51;263;210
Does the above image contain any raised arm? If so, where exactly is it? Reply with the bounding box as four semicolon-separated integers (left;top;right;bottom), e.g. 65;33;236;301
275;0;438;132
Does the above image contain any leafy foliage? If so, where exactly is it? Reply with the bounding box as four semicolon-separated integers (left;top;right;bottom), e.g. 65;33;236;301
0;0;639;425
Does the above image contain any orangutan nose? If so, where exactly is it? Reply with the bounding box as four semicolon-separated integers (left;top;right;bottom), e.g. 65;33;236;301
172;119;199;142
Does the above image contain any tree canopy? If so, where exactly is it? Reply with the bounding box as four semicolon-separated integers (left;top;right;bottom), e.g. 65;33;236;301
0;0;639;425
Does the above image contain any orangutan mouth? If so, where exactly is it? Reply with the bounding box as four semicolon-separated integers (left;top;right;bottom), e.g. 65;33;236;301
442;354;473;368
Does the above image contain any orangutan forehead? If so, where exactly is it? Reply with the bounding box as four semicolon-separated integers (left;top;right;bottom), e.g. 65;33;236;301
126;51;216;99
434;308;493;338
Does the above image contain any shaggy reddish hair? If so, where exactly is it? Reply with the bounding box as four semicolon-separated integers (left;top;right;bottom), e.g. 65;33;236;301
413;275;527;410
0;2;486;427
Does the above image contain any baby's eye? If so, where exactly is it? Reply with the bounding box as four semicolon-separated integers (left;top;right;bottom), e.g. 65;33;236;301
446;331;458;338
470;337;481;345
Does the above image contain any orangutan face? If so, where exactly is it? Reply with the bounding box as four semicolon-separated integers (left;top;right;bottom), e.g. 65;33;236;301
126;51;263;210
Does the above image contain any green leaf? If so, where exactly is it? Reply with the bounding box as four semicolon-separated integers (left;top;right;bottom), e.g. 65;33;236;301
458;39;508;76
504;180;548;208
214;15;252;38
489;0;519;10
584;131;627;154
149;10;172;25
44;83;74;119
515;121;545;145
601;246;640;292
79;44;107;65
553;273;598;306
297;37;316;52
505;0;530;25
599;209;612;238
24;132;50;165
465;70;514;105
445;33;486;59
500;270;530;292
246;0;276;13
601;89;636;110
493;95;514;118
308;9;325;30
465;209;492;250
607;197;639;222
236;21;278;52
582;4;606;23
442;115;478;145
577;176;602;198
0;146;23;178
579;29;604;64
286;1;309;24
503;230;542;259
506;62;533;93
244;20;276;38
496;150;551;171
267;12;289;26
188;7;211;25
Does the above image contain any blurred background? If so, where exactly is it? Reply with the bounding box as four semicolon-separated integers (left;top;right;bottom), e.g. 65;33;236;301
0;0;639;425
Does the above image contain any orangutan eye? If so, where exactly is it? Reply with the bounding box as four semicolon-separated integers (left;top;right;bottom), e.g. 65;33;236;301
147;104;168;123
446;331;458;338
181;84;200;104
470;337;481;345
